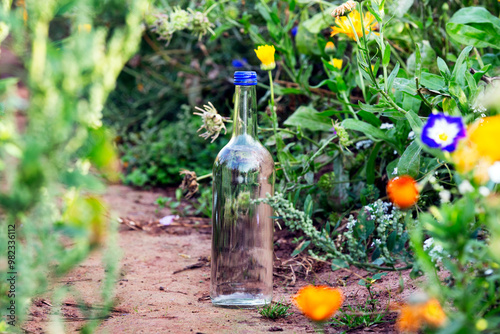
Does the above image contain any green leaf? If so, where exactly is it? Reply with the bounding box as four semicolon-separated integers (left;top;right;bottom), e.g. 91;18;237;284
448;81;468;113
284;106;332;132
386;158;399;177
255;3;272;23
420;72;446;91
383;44;391;67
295;25;320;55
358;102;394;114
331;258;349;271
407;41;436;75
387;231;397;251
446;7;500;49
358;110;382;127
397;140;422;178
387;0;414;18
368;1;384;22
291;240;311;257
304;194;313;217
415;44;422;81
342;119;391;143
405;110;423;133
372;272;388;280
387;61;400;92
451;46;473;83
302;11;331;34
310;78;337;92
437;57;451;78
367;142;382;184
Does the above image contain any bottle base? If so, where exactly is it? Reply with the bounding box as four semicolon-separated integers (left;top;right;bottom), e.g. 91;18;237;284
211;293;271;309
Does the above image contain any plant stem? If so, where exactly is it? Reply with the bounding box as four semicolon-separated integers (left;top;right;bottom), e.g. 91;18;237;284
378;89;408;114
259;127;321;147
268;70;283;151
415;77;433;109
346;14;363;49
474;47;484;68
341;91;359;120
196;173;213;181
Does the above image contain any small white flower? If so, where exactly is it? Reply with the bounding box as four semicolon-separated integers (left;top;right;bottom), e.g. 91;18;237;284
458;180;474;194
479;186;491;197
380;123;394;130
488;161;500;183
485;269;494;276
355;139;373;150
423;237;434;250
439;190;451;203
392;167;398;175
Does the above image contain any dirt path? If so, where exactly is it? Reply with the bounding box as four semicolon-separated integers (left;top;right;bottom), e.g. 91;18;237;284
25;185;417;333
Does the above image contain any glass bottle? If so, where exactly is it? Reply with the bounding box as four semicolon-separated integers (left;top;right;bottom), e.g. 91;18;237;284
210;71;275;308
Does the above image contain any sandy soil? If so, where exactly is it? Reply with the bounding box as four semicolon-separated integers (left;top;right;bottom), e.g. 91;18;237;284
24;185;418;334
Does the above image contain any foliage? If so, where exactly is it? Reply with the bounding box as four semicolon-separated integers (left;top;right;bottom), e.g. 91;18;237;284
410;192;500;333
119;105;226;186
156;186;212;218
0;0;148;331
329;302;388;330
256;194;411;271
258;300;293;320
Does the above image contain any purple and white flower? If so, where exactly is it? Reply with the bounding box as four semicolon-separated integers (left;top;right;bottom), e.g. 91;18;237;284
421;113;466;152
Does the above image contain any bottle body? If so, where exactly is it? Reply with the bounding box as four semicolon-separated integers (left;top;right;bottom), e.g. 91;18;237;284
210;76;275;308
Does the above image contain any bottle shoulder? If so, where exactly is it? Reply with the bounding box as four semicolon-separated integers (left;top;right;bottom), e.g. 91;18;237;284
214;137;274;172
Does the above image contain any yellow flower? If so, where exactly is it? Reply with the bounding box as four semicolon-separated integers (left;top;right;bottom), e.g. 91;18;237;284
78;24;92;33
468;115;500;162
325;41;335;54
453;115;500;183
329;58;343;70
254;45;276;71
330;9;378;40
292;285;344;322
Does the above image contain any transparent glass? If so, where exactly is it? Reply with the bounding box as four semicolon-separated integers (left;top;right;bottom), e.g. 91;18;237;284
210;85;275;308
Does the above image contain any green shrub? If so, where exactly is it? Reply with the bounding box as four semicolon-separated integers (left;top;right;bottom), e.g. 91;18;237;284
0;0;148;331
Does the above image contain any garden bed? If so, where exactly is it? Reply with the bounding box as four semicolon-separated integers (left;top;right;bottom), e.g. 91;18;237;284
23;185;417;334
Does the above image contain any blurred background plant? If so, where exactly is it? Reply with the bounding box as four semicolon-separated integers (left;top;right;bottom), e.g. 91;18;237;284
0;0;148;331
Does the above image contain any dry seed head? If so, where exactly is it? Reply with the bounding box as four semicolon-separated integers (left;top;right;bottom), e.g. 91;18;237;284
193;102;229;143
331;1;357;17
179;169;199;199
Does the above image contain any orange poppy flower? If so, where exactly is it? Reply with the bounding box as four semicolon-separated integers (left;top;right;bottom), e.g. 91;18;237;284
396;304;423;333
386;176;419;209
292;285;344;322
421;298;447;328
395;298;447;333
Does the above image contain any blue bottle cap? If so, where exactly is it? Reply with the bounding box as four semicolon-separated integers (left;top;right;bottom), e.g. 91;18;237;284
234;71;257;86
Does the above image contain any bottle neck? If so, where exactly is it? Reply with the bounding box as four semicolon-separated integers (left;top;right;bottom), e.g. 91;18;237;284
232;85;258;139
